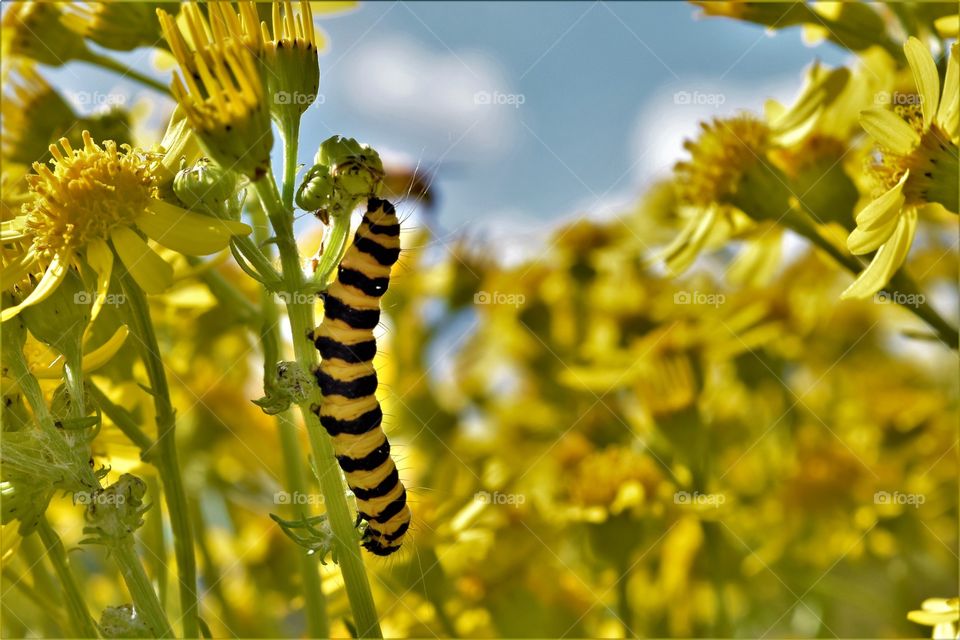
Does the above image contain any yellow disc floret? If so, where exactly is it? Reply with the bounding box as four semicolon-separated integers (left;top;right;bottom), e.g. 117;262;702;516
24;132;161;259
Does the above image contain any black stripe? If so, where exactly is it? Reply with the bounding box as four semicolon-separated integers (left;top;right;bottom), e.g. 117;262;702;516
321;405;382;436
351;467;399;500
338;267;390;297
336;439;390;472
314;336;377;363
363;539;400;556
322;295;380;330
366;220;400;237
354;235;400;266
315;370;378;399
367;197;396;215
371;487;407;523
383;520;409;542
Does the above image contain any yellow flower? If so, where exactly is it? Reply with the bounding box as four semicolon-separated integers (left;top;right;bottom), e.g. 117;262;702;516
158;5;274;180
842;39;959;299
1;131;251;322
907;597;959;640
663;115;777;274
0;2;89;66
60;2;167;52
1;64;75;166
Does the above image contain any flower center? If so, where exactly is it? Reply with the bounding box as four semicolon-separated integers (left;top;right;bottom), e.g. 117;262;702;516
674;116;771;208
24;131;161;258
871;103;960;213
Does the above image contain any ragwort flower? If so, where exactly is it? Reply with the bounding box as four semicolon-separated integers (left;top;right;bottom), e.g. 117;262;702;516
2;131;251;322
843;39;958;299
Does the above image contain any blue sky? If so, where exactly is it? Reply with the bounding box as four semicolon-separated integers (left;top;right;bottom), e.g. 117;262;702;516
43;1;852;230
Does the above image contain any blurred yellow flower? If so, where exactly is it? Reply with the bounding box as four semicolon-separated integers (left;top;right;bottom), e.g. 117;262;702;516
908;597;959;640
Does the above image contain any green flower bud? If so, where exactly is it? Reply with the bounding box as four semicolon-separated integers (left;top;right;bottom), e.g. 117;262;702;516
295;163;335;212
315;135;367;167
173;159;246;219
81;474;149;545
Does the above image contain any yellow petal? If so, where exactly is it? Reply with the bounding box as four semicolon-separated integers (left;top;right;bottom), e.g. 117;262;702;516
841;208;917;299
771;66;848;145
663;206;718;274
904;37;939;130
0;252;70;322
85;238;113;325
137;200;252;256
111;226;174;294
860;109;920;154
854;170;908;231
0;217;28;241
1;249;39;290
35;326;129;378
847;217;899;254
937;43;958;137
83;326;129;371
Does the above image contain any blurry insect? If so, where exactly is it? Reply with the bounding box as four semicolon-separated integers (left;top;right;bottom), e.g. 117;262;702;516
309;196;411;556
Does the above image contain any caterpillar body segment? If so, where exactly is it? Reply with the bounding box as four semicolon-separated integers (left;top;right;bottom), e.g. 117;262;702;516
311;197;410;556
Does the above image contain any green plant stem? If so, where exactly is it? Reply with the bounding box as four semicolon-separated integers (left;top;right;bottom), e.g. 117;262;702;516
112;539;175;638
281;119;301;210
785;212;959;349
311;211;353;288
144;476;169;611
254;204;329;639
254;173;383;638
80;50;171;95
119;271;200;638
231;234;283;286
36;519;99;638
62;351;86;418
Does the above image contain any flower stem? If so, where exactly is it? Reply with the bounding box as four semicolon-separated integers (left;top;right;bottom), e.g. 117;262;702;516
119;271;200;638
111;539;175;638
36;519;99;638
281;118;301;210
254;173;383;638
80;50;172;95
784;211;959;348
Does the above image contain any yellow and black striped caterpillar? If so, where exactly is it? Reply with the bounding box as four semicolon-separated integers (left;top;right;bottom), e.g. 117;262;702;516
310;197;410;556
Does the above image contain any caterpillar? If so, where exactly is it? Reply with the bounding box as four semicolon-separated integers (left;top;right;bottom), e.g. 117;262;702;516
310;196;410;556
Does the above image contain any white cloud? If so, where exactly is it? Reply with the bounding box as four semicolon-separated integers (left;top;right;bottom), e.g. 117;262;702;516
334;34;519;160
